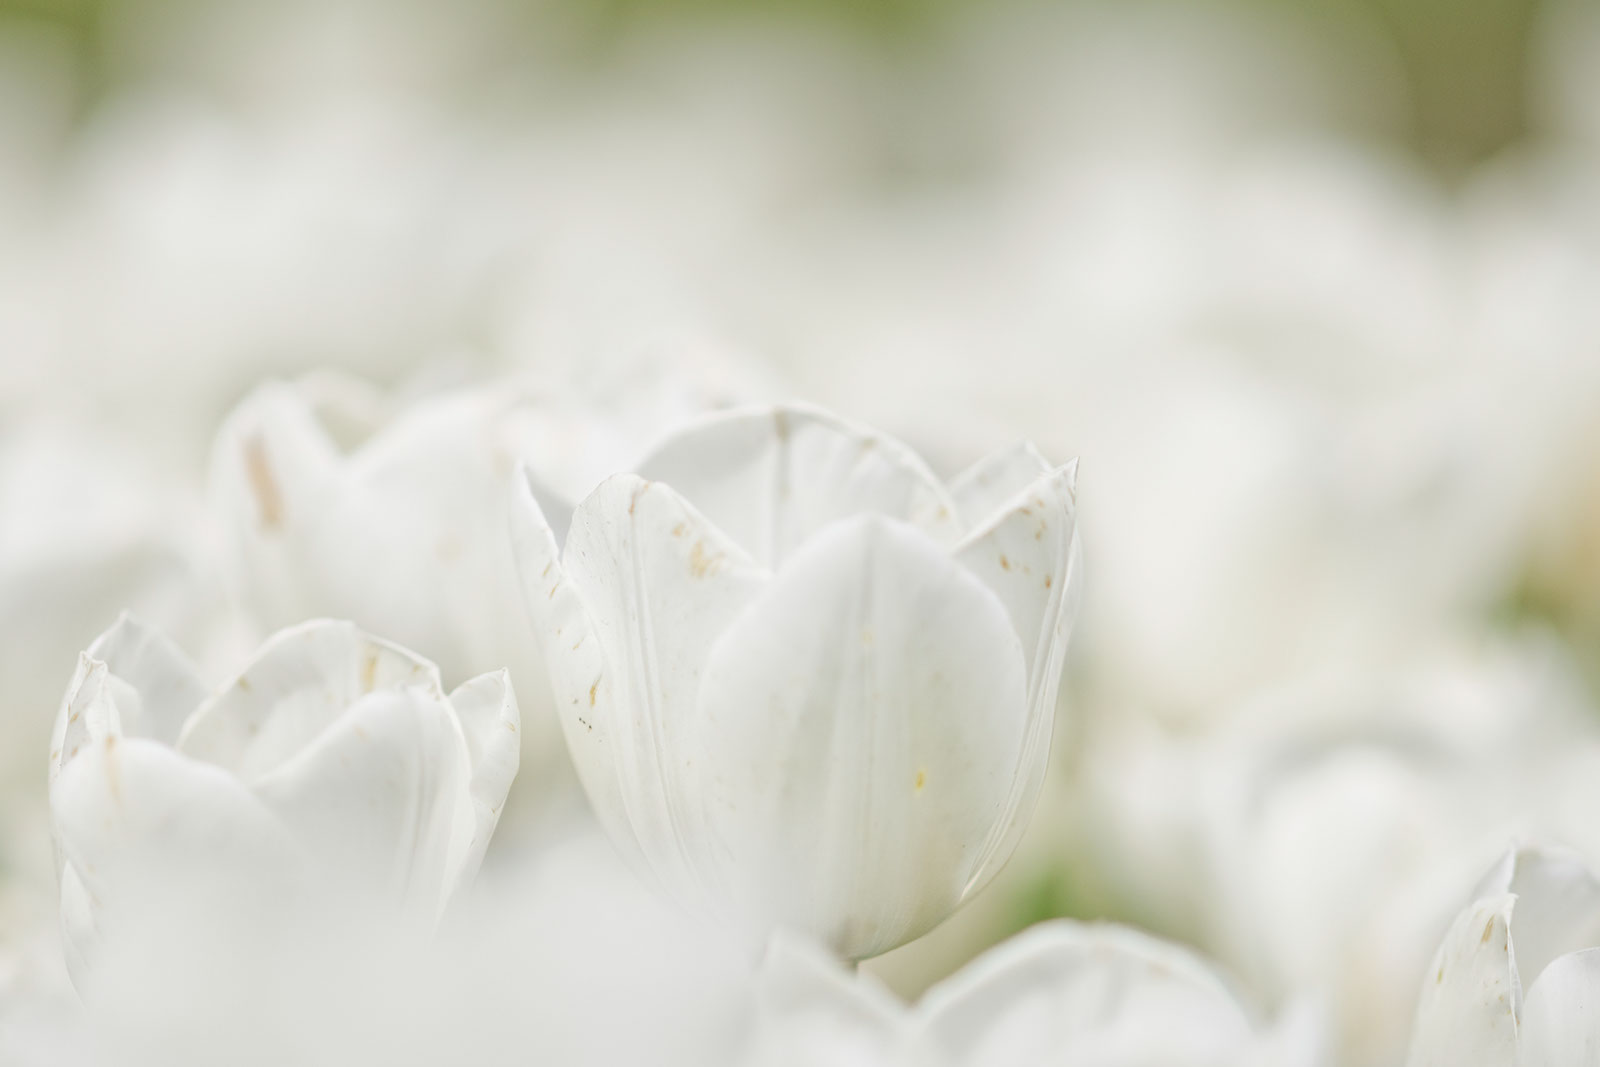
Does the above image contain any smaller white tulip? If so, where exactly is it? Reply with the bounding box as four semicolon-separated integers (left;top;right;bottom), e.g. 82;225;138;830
512;404;1082;960
48;614;519;993
1407;844;1600;1067
751;920;1322;1067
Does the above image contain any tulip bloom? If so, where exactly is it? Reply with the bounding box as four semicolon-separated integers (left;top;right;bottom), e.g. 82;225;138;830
1407;845;1600;1067
49;614;519;989
512;404;1081;959
751;920;1320;1066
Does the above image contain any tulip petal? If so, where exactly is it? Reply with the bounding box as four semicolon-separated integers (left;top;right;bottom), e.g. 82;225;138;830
952;465;1082;896
445;670;522;900
915;920;1256;1067
209;379;343;541
1476;845;1600;994
510;466;634;859
212;380;544;691
82;612;208;746
1405;894;1520;1067
753;932;908;1067
946;443;1053;530
558;474;768;898
50;734;308;983
177;619;442;783
635;405;961;567
51;612;208;785
249;689;474;916
695;515;1028;959
1521;948;1600;1067
51;655;119;788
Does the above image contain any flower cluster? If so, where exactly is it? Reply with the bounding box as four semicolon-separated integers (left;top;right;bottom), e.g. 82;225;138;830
5;2;1600;1066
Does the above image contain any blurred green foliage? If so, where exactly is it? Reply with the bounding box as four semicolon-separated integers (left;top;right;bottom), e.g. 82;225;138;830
0;0;1555;172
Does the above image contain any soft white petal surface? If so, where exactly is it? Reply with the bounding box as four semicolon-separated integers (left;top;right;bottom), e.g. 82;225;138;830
1522;948;1600;1067
1478;845;1600;993
752;933;907;1067
249;689;474;916
1405;894;1520;1067
915;921;1258;1067
50;735;307;990
946;443;1055;530
558;474;767;898
177;619;441;782
952;464;1082;897
695;514;1027;958
635;405;961;567
445;670;522;900
79;612;208;747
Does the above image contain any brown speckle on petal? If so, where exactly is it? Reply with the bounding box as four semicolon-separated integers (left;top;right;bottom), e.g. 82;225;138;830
244;434;284;531
689;541;724;578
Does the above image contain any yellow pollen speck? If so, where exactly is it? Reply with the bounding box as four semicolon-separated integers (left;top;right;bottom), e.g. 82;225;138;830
914;769;926;791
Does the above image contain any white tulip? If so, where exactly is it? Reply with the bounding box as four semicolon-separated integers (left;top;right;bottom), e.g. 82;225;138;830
48;613;518;993
1407;844;1600;1067
751;920;1322;1067
512;403;1082;960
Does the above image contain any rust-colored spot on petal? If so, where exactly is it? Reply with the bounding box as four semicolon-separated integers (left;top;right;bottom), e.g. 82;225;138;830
999;555;1011;570
689;541;724;578
243;434;284;530
361;648;379;692
1044;574;1053;589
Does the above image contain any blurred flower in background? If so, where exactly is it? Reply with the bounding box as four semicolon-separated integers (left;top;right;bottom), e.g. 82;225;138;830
3;0;1600;1063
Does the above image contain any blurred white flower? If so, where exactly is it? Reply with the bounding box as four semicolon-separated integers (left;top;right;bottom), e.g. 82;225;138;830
49;613;518;995
1407;845;1600;1067
512;404;1081;960
751;920;1322;1067
1063;636;1598;1066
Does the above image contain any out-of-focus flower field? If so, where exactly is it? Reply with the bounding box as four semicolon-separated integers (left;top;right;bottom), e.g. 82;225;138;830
4;0;1600;1064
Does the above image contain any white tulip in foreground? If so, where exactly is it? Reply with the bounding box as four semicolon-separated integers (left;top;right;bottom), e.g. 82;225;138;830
512;404;1082;960
751;920;1322;1067
1407;845;1600;1067
48;614;518;992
